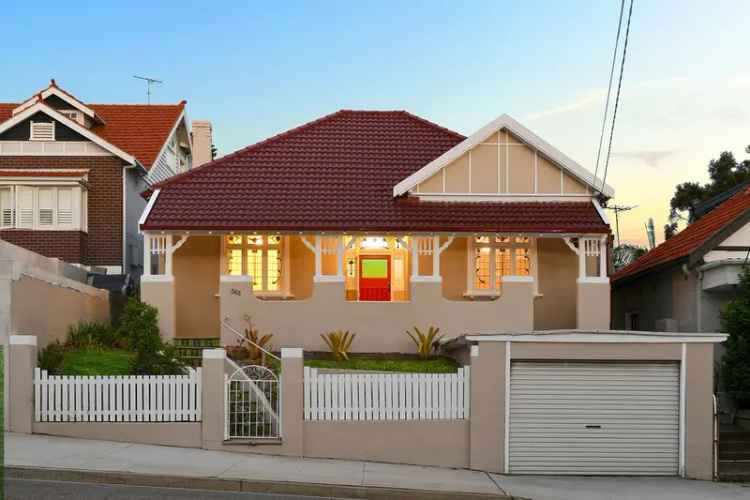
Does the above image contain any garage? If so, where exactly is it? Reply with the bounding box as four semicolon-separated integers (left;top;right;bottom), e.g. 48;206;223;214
508;361;680;475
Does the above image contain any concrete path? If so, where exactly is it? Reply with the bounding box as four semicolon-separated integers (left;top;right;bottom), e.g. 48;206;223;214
5;433;506;498
494;474;750;500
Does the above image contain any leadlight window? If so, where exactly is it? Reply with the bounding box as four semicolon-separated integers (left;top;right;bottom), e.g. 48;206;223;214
469;236;531;294
224;235;286;292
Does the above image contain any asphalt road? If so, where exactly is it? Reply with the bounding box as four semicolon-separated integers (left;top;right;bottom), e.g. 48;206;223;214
5;478;351;500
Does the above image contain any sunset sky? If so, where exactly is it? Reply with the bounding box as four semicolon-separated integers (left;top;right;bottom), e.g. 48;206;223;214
5;1;749;247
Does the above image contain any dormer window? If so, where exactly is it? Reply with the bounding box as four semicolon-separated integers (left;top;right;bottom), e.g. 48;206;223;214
30;121;55;141
59;110;82;124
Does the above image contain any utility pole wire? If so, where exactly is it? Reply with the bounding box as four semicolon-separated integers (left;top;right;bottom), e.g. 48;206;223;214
599;0;634;193
593;0;625;191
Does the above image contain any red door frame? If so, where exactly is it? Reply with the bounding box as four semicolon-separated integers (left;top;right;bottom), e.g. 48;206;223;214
358;255;391;301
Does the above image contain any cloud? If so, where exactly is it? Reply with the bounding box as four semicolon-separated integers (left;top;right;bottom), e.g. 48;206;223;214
611;149;677;168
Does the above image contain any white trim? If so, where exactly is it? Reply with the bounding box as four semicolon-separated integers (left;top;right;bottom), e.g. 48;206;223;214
150;110;188;177
0;141;110;156
592;199;610;225
502;275;535;283
503;340;511;474
281;347;303;359
172;234;190;253
679;342;687;477
393;114;615;198
10;335;37;346
138;189;160;229
14;86;98;120
299;236;316;253
203;348;226;360
220;274;250;283
313;275;345;283
413;193;593;203
140;274;174;283
577;276;610;284
563;237;580;255
410;275;442;283
465;331;727;344
0;103;136;165
470;344;479;357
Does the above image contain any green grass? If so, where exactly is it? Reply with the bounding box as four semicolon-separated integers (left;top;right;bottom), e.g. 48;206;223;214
62;349;133;376
304;357;459;373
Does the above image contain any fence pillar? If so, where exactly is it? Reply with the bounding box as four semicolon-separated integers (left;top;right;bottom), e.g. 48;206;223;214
469;341;507;473
280;348;304;456
201;348;227;448
9;335;37;434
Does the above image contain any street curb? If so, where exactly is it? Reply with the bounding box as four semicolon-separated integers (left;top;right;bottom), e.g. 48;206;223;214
6;466;521;499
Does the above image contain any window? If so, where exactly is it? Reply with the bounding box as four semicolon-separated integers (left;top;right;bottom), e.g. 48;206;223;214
59;110;81;124
0;185;84;231
30;121;55;141
468;236;531;294
223;235;287;293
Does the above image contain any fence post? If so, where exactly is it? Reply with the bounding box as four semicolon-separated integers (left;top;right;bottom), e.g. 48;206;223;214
280;348;304;456
201;348;226;449
9;335;37;434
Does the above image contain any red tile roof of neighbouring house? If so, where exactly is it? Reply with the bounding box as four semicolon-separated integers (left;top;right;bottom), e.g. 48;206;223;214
141;110;610;234
0;101;185;169
612;185;750;283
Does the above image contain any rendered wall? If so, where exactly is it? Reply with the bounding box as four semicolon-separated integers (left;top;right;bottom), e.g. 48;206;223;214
32;422;201;448
534;238;578;329
174;236;221;339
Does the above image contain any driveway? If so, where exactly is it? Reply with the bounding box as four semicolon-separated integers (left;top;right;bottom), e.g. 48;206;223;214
495;475;750;500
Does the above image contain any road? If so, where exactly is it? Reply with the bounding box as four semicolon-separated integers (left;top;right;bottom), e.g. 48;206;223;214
6;478;351;500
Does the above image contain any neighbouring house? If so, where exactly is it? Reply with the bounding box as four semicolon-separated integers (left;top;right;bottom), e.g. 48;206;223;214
138;110;615;350
611;184;750;336
0;79;213;288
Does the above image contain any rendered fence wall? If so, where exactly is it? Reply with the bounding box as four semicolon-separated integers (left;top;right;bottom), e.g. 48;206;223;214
34;368;202;422
303;367;470;421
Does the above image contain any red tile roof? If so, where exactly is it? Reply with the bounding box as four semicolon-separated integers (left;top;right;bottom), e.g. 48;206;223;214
142;110;610;234
612;186;750;282
0;101;184;169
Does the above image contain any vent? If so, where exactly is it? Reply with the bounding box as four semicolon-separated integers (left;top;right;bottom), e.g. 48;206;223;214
30;121;55;141
59;110;81;124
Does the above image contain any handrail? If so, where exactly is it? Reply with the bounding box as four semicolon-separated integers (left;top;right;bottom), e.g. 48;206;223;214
221;320;281;361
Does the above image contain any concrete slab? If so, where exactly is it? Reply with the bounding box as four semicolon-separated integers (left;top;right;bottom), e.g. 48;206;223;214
220;455;366;486
363;461;503;494
494;474;750;500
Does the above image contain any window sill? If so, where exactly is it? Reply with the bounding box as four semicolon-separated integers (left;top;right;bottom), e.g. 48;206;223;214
463;290;501;299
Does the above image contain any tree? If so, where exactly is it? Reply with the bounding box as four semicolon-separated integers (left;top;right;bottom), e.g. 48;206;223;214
211;144;218;160
613;244;647;270
720;266;750;408
667;148;750;239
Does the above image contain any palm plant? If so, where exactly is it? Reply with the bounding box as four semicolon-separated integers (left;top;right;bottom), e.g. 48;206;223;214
321;330;356;361
406;326;443;359
244;328;274;362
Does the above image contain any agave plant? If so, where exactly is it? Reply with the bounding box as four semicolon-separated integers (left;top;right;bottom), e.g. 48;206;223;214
321;330;356;361
406;326;443;359
244;328;274;362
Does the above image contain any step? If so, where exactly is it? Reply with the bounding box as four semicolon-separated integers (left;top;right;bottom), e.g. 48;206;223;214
719;441;750;452
720;451;750;460
720;430;750;440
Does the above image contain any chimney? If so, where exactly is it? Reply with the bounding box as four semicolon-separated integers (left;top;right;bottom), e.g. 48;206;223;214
191;120;213;168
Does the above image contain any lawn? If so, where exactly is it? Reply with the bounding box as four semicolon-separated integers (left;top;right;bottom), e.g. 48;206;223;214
304;357;459;373
62;349;133;376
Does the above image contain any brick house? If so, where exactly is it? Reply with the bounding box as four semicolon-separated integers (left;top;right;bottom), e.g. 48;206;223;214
0;80;212;283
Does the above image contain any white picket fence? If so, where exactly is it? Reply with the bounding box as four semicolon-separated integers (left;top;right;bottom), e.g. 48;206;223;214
34;368;202;422
304;367;470;421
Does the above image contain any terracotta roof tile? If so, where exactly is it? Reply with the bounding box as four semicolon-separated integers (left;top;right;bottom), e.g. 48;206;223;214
0;101;184;169
612;186;750;282
142;110;610;234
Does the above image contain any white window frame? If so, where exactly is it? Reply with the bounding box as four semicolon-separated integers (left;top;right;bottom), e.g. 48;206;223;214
30;121;55;141
58;110;82;125
0;184;86;231
466;235;534;296
0;186;14;229
222;235;290;294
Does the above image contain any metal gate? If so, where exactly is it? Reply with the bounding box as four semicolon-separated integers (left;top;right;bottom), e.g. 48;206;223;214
225;365;280;440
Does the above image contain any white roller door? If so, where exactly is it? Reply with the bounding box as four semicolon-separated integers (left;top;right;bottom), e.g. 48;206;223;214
509;361;680;475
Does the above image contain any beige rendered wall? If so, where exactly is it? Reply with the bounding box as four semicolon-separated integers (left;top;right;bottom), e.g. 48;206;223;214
304;420;469;468
140;278;176;342
220;279;535;352
469;341;506;472
684;343;714;480
11;275;109;347
174;236;221;339
440;237;468;300
534;238;578;330
577;280;611;329
33;422;202;448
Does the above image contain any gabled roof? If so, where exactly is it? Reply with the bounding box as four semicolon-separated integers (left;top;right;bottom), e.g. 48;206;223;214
393;114;615;198
0;81;186;169
612;185;750;283
141;110;610;234
13;79;102;123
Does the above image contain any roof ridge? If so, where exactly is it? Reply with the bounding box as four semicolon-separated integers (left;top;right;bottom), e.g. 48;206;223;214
89;102;185;108
396;110;466;141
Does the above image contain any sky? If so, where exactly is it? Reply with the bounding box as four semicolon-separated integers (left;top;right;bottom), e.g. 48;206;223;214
4;1;750;247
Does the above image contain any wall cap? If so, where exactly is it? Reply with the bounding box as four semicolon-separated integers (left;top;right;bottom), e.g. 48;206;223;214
10;335;37;346
281;347;303;358
464;329;728;344
203;348;226;359
220;275;250;283
141;275;174;283
503;275;535;283
577;277;610;284
411;276;442;283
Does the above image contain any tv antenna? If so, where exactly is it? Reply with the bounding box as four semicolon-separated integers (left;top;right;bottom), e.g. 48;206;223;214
606;204;637;246
133;75;163;104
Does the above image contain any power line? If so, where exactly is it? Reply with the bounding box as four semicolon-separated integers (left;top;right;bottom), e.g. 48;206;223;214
593;0;625;190
599;0;634;192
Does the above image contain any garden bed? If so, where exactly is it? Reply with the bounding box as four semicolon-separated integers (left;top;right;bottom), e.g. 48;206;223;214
61;349;133;376
304;356;459;373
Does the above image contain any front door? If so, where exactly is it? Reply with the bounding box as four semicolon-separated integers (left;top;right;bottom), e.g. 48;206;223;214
359;255;391;301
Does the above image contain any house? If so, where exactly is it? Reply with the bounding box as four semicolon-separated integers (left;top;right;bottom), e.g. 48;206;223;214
611;184;750;335
0;79;213;284
138;110;615;350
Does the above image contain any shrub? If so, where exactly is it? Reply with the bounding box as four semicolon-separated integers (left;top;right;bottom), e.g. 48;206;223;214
67;321;121;350
721;266;750;408
321;330;355;361
38;341;66;375
245;328;274;362
118;297;186;375
406;326;443;359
